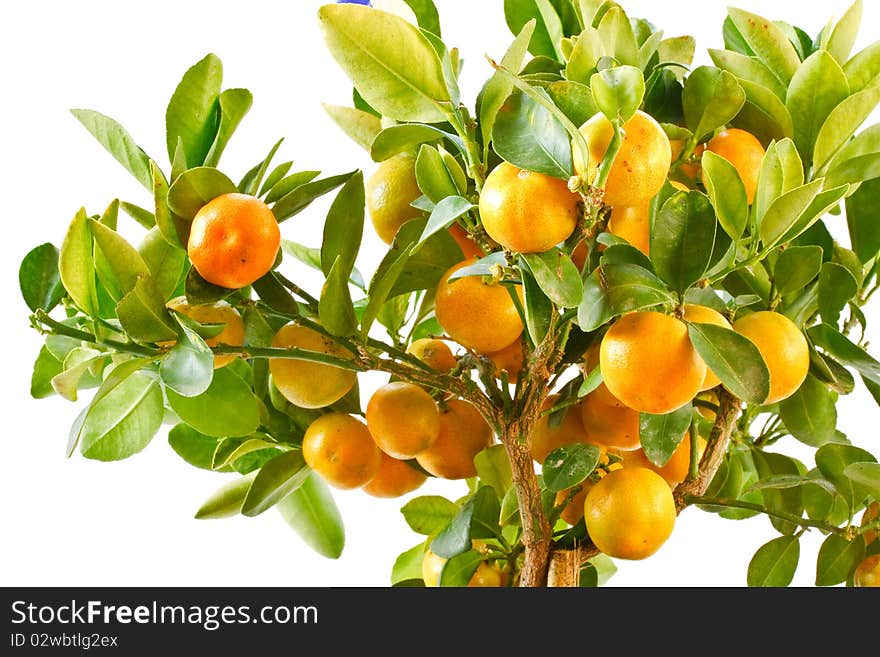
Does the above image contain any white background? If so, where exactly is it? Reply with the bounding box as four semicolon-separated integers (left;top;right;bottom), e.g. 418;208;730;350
1;0;878;588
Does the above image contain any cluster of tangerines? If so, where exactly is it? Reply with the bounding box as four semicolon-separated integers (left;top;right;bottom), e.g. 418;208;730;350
163;107;818;582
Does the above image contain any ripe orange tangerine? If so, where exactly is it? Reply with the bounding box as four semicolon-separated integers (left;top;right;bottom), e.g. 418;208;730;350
162;296;245;369
579;391;642;451
362;452;428;498
366;381;440;459
406;338;458;373
302;413;382;490
703;128;765;204
528;395;591;464
415;399;493;479
607;203;650;256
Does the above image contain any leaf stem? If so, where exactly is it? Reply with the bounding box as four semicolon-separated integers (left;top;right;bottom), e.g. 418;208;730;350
33;310;159;357
684;494;849;535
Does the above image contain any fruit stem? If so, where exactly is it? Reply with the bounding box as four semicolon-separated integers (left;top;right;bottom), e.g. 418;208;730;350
593;122;624;191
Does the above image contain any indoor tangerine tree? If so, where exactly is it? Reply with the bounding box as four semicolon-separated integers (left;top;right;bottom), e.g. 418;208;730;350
18;0;880;587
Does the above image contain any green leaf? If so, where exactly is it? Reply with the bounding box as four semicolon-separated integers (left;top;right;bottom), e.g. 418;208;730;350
815;442;878;508
401;495;459;535
708;48;787;100
845;177;880;262
258;162;294;198
590;65;645;123
69;109;152;190
814;84;880;173
774;245;823;296
727;8;800;84
687;322;770;405
51;348;105;402
473;445;513;498
752;449;805;535
166;367;260;438
239;138;284;197
480;20;536;153
321;172;365;280
318;4;450;123
747;535;800;587
651;191;718;293
735;79;795;144
521;249;583;309
139;228;187;300
415;145;459;202
754;139;804;225
596;5;638;66
166;167;237;221
59;208;98;316
816;533;865;586
843;462;880;499
547;80;598;127
577;263;674;332
681;66;746;142
122;202;156;230
272;171;356;222
431;490;486;558
818;262;858;325
826;0;863;64
786;50;850;165
116;277;178;342
319;256;358;337
89;219;151;295
168;424;223;471
492;91;573;178
369;123;462;162
542;443;601;492
401;0;442;36
322;103;382;152
504;0;562;60
439;550;483;587
78;372;163;461
521;265;551;344
701;151;748;240
808;323;880;387
203;88;253;167
758;180;823;249
150;161;187;249
19;243;64;313
194;472;257;519
415;196;476;247
241;450;310;517
843;40;880;93
639;405;692;467
779;374;838;447
159;318;214;397
30;345;64;399
165;53;222;167
391;543;427;585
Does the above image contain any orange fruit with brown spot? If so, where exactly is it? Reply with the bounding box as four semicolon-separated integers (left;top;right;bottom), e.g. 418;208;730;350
703;128;765;204
607;203;650;256
528;396;591;464
362;452;428;498
366;152;423;244
416;399;493;480
682;304;733;391
732;311;809;404
580;391;642;451
269;323;357;409
600;311;706;415
479;161;580;253
434;259;524;354
162;296;245;369
584;467;677;560
406;338;458;373
574;110;672;207
366;381;440;459
188;192;280;289
302;413;382;489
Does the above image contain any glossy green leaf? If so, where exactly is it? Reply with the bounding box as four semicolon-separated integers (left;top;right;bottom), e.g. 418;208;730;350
682;66;746;142
843;462;880;499
818;262;858;325
758;180;823;249
808;323;880;387
388;219;460;297
159;318;214;397
431;488;494;558
272;171;356;222
321;171;365;280
521;265;551;344
493;91;573;178
774;245;823;296
747;535;800;587
276;472;345;559
826;0;863;64
814;84;880;172
166;167;237;221
30;345;64;400
473;445;513;498
708;48;787;100
241;450;309;516
542;443;601;492
204;88;253;167
735;79;795;145
415;144;458;202
70;109;152;190
318;3;450;123
815;442;878;508
565;27;603;85
139;227;186;300
59;209;98;316
547;80;598;127
151;161;187;249
651;191;718;293
19;243;64;313
439;550;483;587
166;367;260;438
843;40;880;93
89;219;151;296
845;177;880;262
116;277;177;342
391;543;427;585
194;472;257;519
319;256;358;338
754;139;804;225
239;138;284;197
258;161;294;198
596;5;638;66
687;322;770;405
727;8;800;84
779;374;838;447
752;449;804;535
504;0;563;60
702;151;748;239
415;196;476;248
51;348;105;402
816;533;865;586
590;65;644;123
402;495;459;535
369;124;461;162
165;53;222;167
168;424;223;471
786;50;850;164
639;404;692;467
522;249;583;308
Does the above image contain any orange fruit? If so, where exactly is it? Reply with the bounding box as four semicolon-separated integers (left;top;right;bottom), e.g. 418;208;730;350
187;192;280;289
302;413;382;489
162;296;245;368
422;550;504;587
571;240;589;270
682;304;733;391
618;433;707;487
703;128;765;204
574;110;672;207
366;152;423;244
732;311;809;404
434;258;524;354
479;161;580;253
555;484;592;525
600;311;706;415
853;554;880;587
362;452;428;498
269;323;357;409
583;340;623;408
584;467;677;560
607;203;650;256
670;140;705;185
416;399;493;479
861;501;879;546
448;223;484;259
406;338;458;373
580;391;642;451
528;395;591;464
366;381;440;459
486;338;524;383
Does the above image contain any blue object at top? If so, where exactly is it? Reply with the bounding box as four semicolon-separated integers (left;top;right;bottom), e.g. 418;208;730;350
337;0;371;5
